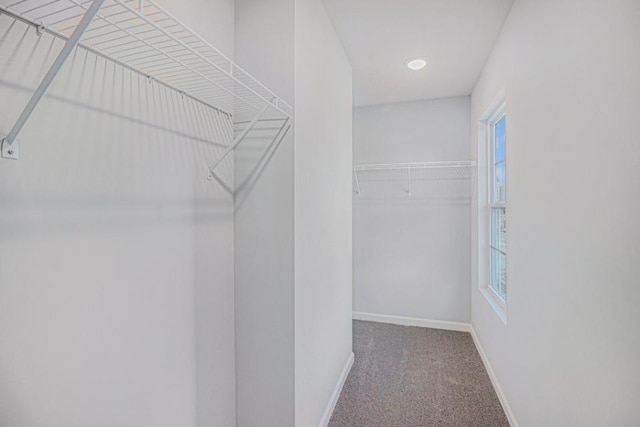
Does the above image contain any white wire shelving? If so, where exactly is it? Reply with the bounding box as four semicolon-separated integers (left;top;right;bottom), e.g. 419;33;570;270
0;0;292;171
353;161;476;196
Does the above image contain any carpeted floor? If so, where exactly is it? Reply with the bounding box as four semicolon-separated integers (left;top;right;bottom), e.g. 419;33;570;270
329;320;509;427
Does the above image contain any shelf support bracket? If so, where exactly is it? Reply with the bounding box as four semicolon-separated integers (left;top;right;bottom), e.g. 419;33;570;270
208;102;272;174
353;169;361;195
1;0;107;160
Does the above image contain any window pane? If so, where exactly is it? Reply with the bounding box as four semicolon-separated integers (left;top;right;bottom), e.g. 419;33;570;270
495;116;506;163
490;248;506;300
490;207;506;252
490;249;497;292
494;161;505;202
485;108;507;305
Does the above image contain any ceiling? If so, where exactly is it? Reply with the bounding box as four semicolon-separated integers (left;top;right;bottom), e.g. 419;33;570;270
322;0;515;106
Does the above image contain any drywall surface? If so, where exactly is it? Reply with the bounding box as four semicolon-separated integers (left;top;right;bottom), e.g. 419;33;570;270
159;0;234;59
234;1;295;426
353;97;471;323
294;0;353;425
470;0;640;425
0;1;236;426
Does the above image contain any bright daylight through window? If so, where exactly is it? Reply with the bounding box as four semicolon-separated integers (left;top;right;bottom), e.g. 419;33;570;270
488;111;506;301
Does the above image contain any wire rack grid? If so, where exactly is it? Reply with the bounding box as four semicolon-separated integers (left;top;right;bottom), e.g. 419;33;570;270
352;161;477;195
0;0;292;117
0;0;293;169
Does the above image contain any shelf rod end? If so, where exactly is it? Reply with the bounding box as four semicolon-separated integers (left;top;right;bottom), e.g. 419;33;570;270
1;137;19;160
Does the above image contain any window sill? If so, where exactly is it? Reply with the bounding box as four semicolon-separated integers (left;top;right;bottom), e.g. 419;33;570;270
480;286;507;325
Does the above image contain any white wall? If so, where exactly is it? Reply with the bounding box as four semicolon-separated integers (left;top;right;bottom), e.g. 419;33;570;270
353;97;471;323
470;0;640;425
294;1;353;425
234;1;296;426
234;3;353;426
0;1;236;426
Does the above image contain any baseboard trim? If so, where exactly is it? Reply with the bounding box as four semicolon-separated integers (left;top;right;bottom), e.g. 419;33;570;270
353;311;471;332
470;326;518;427
319;351;354;427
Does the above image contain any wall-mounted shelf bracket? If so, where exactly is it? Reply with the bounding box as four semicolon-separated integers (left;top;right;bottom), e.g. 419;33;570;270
208;102;273;173
1;138;19;160
207;115;291;184
0;0;107;160
353;169;361;195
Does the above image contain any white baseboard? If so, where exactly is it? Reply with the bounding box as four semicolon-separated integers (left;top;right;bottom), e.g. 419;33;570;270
353;311;471;332
470;326;518;427
319;352;354;427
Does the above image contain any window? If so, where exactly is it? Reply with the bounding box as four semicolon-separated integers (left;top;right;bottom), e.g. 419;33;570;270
478;93;507;322
488;112;506;301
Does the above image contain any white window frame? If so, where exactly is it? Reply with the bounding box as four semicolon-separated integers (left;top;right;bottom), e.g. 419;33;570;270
479;94;507;323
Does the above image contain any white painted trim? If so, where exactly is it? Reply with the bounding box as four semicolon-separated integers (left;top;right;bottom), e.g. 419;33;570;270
480;286;508;324
353;311;471;332
480;86;507;122
319;352;354;427
470;326;519;427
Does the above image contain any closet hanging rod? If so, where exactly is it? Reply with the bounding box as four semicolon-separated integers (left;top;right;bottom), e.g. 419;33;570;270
353;161;476;171
352;161;477;196
0;0;293;160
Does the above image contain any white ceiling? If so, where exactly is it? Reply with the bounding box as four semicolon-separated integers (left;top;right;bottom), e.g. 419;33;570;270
322;0;515;106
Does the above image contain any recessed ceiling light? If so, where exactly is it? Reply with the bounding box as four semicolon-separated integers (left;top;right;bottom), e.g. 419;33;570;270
406;58;427;71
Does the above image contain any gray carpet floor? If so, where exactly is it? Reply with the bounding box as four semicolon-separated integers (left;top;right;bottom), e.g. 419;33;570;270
329;320;509;427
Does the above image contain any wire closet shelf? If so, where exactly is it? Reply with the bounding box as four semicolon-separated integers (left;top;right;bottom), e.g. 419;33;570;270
0;0;292;167
352;161;477;195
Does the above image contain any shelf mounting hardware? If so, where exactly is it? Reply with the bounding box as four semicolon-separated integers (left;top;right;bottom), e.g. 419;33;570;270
1;0;107;160
208;115;291;183
207;102;272;175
